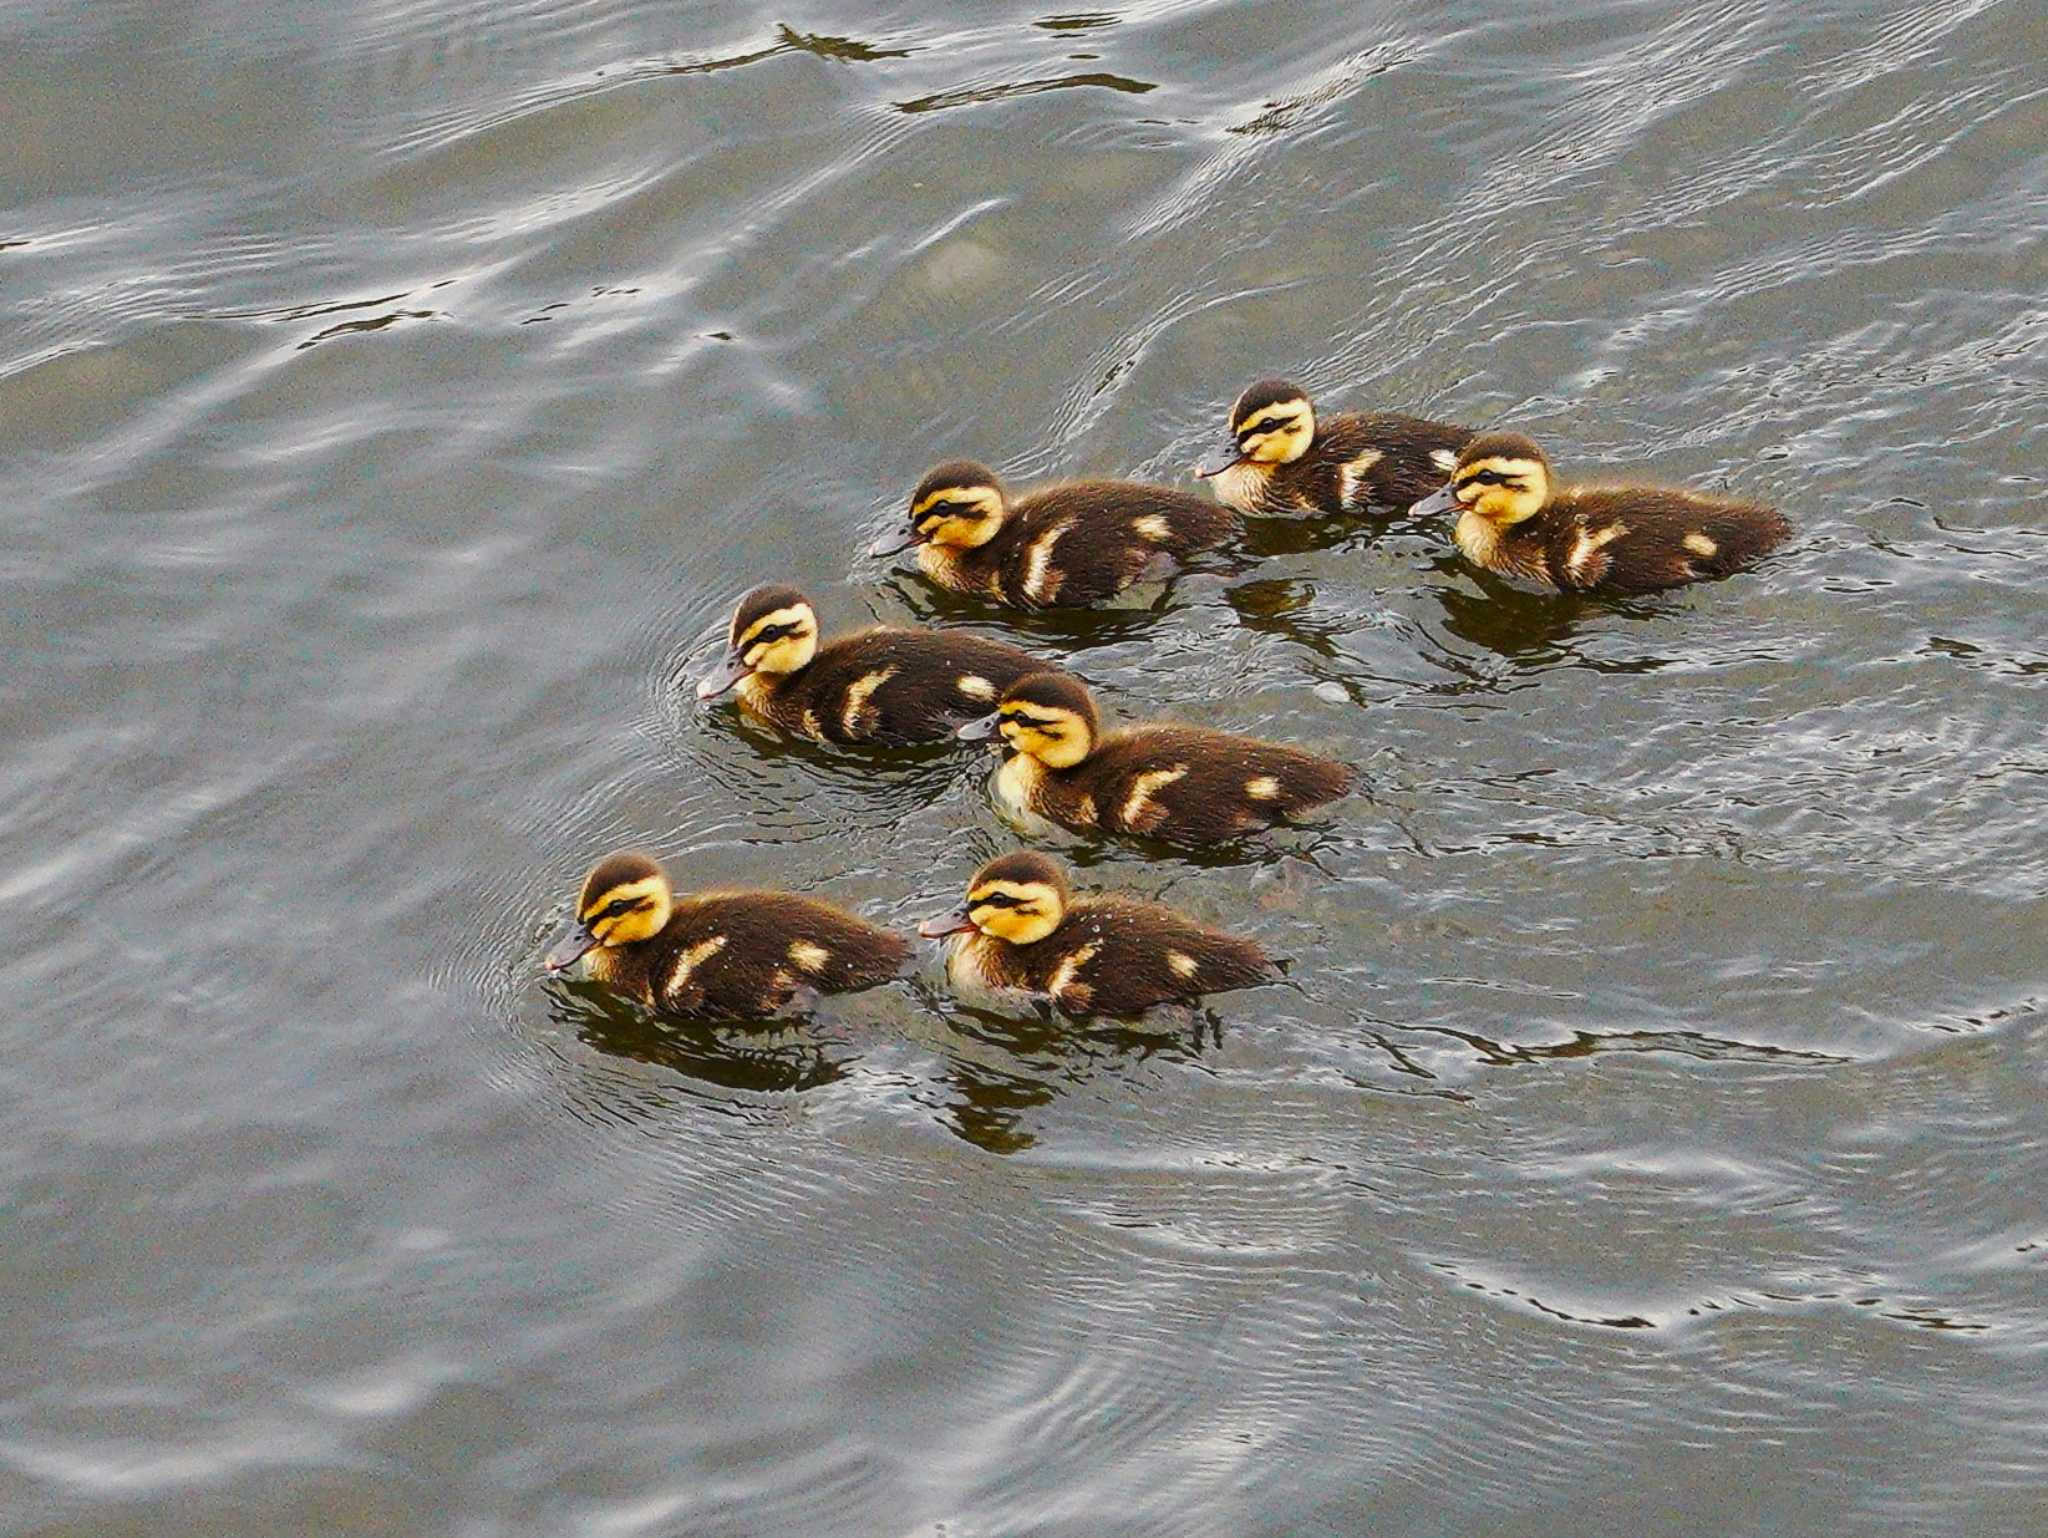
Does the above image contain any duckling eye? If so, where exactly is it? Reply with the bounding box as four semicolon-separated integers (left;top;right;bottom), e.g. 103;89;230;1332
605;898;632;918
977;892;1022;910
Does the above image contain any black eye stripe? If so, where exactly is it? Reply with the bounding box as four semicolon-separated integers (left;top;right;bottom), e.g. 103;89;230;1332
1002;711;1060;730
975;892;1023;909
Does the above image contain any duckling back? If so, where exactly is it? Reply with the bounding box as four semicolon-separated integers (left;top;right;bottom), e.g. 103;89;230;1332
1037;725;1353;844
750;628;1045;744
963;896;1274;1015
1552;487;1790;594
597;892;907;1016
928;480;1233;608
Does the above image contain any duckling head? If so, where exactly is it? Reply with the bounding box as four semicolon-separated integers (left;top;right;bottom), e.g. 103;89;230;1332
1197;378;1316;478
874;460;1010;558
545;850;675;971
918;850;1070;947
696;584;819;699
1412;432;1552;525
957;670;1098;769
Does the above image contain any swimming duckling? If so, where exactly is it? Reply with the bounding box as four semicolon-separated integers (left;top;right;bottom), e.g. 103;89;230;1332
1409;432;1792;595
918;850;1274;1017
960;671;1353;845
1197;377;1472;517
544;850;908;1017
696;584;1046;745
874;459;1235;609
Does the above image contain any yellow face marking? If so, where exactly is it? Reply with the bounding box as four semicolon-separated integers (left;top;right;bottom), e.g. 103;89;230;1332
663;935;728;1000
1047;941;1101;1003
968;878;1063;946
582;876;670;946
1167;950;1199;980
735;604;818;676
1245;775;1280;801
788;940;830;974
1453;456;1548;525
912;485;1004;550
1120;764;1189;828
956;674;995;702
1131;513;1172;543
1684;532;1718;559
839;667;897;736
1024;518;1075;603
999;701;1091;769
1228;405;1310;466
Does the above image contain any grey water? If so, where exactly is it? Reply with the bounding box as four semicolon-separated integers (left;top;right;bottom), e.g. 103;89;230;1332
4;0;2046;1533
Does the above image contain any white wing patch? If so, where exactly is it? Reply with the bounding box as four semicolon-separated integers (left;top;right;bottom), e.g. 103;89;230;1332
664;935;728;1002
788;940;830;974
1566;522;1628;584
1132;513;1173;543
1120;765;1190;828
1024;518;1075;603
1167;950;1199;980
1245;775;1281;801
956;674;996;702
1430;448;1458;472
840;666;898;736
1047;941;1101;1006
1338;448;1384;508
1684;532;1719;559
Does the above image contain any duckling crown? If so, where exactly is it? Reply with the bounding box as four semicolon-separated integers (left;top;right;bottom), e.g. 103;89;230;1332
996;670;1100;767
1450;432;1552;525
908;459;1007;548
1228;378;1316;465
965;850;1070;945
725;583;819;675
578;849;674;946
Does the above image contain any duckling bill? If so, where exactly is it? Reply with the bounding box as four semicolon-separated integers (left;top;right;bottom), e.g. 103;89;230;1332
876;459;1234;608
1411;432;1791;595
1198;377;1472;518
920;850;1274;1017
961;671;1353;847
697;583;1047;745
546;850;907;1018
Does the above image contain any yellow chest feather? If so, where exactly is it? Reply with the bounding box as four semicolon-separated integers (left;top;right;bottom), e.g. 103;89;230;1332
992;754;1057;834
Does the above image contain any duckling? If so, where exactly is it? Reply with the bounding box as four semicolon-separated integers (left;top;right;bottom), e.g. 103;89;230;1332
873;459;1236;609
1409;432;1792;595
1197;377;1473;517
696;584;1047;745
918;850;1274;1017
544;850;908;1017
959;671;1352;846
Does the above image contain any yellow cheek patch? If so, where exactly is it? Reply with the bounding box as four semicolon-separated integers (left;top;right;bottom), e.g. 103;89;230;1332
736;605;813;651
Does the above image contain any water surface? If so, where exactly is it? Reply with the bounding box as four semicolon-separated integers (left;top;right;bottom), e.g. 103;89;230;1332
4;0;2046;1532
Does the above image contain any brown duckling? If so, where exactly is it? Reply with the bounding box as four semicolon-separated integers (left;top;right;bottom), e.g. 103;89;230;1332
918;850;1274;1017
960;671;1353;846
544;850;908;1017
1409;432;1792;595
1197;377;1472;517
696;584;1046;745
874;458;1235;609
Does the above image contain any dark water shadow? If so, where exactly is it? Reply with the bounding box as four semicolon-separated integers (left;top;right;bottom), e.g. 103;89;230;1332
547;979;854;1094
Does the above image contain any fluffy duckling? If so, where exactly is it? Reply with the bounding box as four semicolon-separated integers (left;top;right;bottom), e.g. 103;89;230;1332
696;584;1046;745
874;459;1235;608
960;671;1353;845
1197;377;1472;517
1410;432;1792;595
918;850;1274;1017
544;850;908;1017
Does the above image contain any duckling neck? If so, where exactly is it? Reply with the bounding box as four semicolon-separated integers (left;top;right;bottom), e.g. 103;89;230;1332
993;751;1048;818
736;671;783;716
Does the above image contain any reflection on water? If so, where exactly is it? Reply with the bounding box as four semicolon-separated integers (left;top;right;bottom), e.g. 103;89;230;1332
6;0;2048;1531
